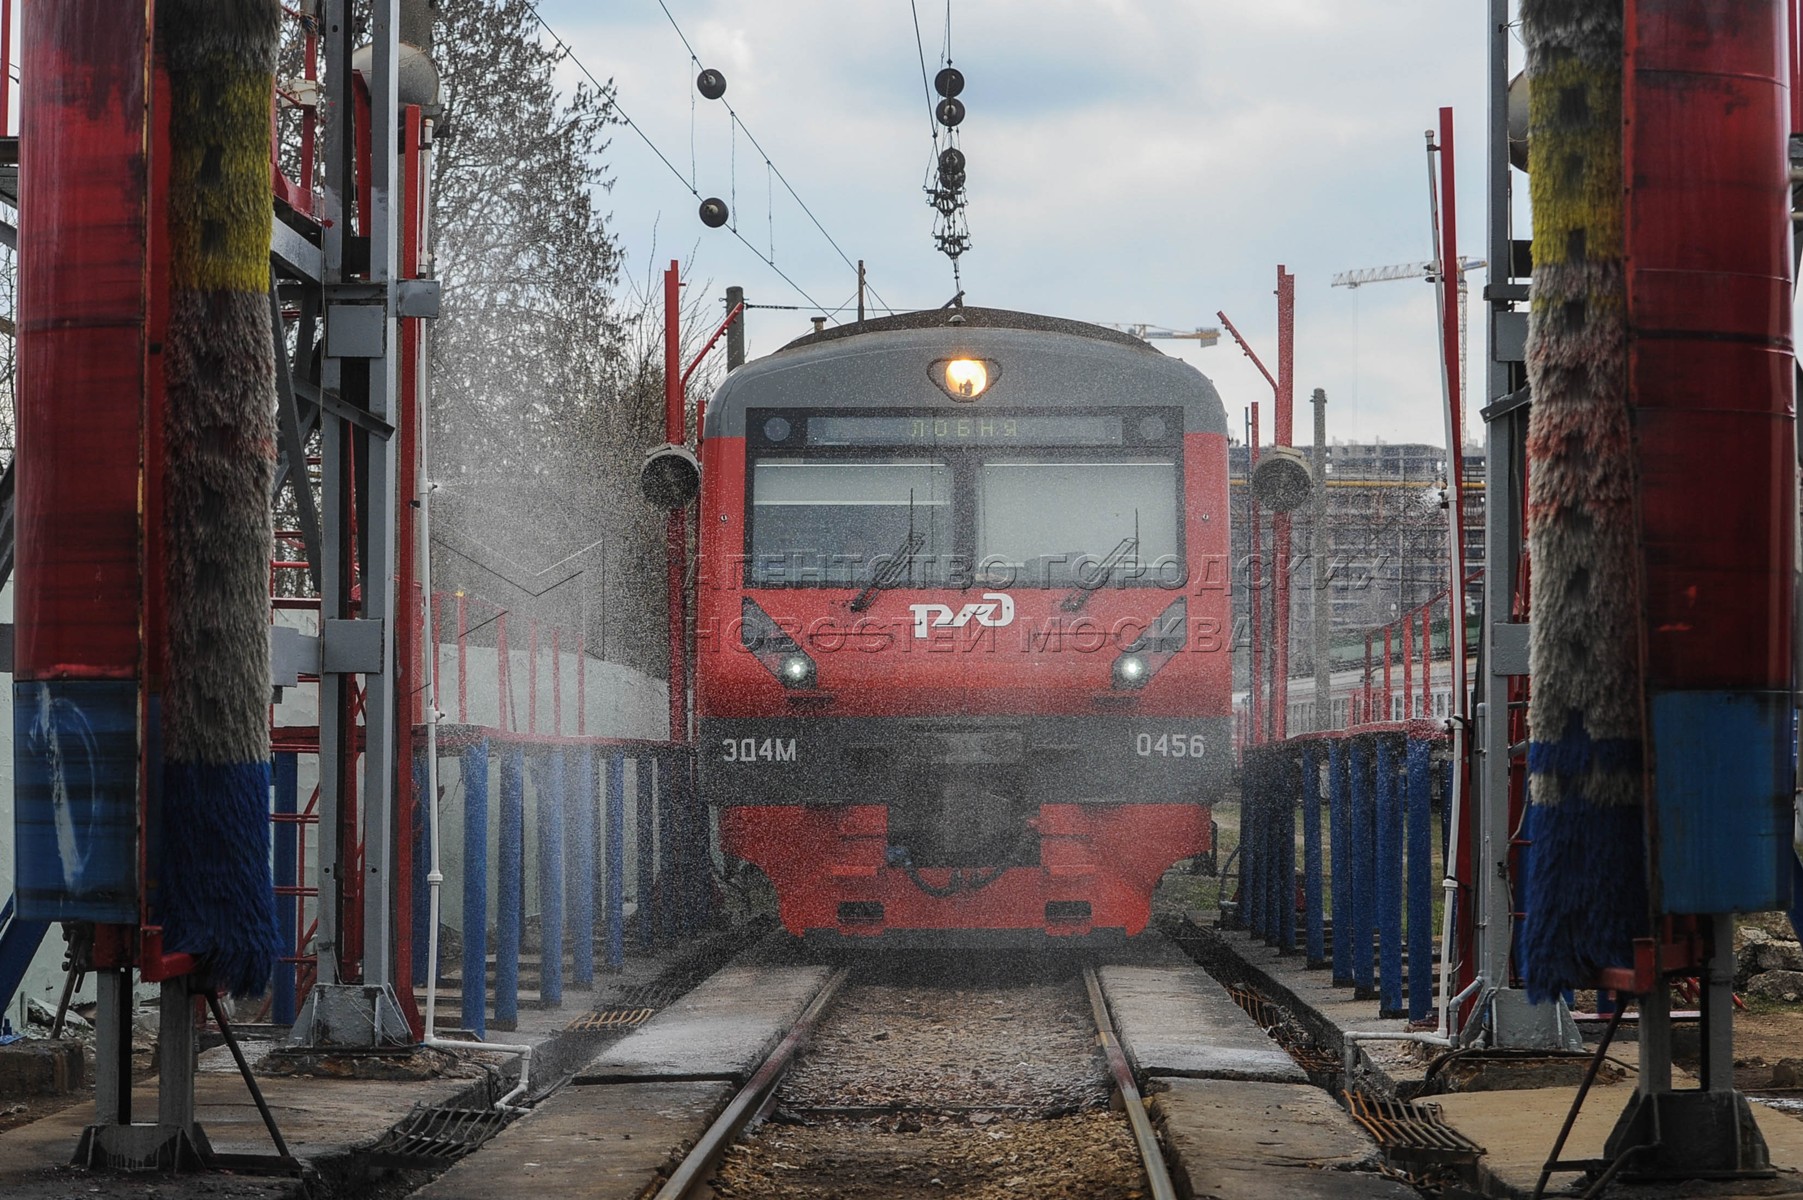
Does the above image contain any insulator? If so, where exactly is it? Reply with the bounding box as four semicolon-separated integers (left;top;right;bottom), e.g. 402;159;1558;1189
699;197;730;228
697;68;727;100
935;97;965;128
939;147;966;176
934;67;965;99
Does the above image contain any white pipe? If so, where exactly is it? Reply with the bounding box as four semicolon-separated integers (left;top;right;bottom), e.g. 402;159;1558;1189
1433;714;1470;1040
1340;975;1485;1081
414;119;533;1111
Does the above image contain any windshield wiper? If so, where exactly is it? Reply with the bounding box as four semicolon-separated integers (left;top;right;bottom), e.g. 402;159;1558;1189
1061;535;1138;612
850;530;927;612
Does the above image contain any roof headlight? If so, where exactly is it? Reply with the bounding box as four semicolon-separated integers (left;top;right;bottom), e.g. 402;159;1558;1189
931;356;997;401
945;358;988;398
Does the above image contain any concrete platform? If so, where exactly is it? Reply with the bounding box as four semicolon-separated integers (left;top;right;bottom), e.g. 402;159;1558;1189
1434;1085;1803;1199
1154;1078;1418;1199
0;1070;485;1200
1100;962;1307;1083
1183;911;1803;1198
1178;915;1420;1083
574;963;832;1083
415;1080;732;1200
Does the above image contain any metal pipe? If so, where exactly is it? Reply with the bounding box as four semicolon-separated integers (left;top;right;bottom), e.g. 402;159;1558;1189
1340;976;1486;1080
1312;388;1331;731
418;272;534;1106
1428;111;1470;721
1436;716;1470;1037
1272;267;1295;739
1249;401;1263;744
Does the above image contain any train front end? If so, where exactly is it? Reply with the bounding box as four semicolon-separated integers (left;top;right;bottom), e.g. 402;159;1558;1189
695;309;1232;946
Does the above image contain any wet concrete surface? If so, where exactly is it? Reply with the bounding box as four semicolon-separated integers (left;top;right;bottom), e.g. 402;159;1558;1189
573;963;834;1084
413;1080;732;1200
0;928;757;1199
1433;1085;1803;1199
0;1071;483;1200
1154;1078;1418;1199
1181;910;1803;1199
1099;962;1307;1083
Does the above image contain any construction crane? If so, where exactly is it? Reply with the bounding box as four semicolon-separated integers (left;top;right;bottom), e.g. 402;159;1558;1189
1107;324;1222;347
1331;257;1485;398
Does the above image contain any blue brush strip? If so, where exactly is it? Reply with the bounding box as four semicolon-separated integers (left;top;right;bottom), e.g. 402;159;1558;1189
1526;709;1641;780
1523;711;1648;1001
160;760;282;997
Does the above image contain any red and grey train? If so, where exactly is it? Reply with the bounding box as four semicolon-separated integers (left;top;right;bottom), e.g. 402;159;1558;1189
693;307;1232;945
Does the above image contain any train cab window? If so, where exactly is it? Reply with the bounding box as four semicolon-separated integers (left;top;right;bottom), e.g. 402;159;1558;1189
748;459;952;586
974;459;1179;587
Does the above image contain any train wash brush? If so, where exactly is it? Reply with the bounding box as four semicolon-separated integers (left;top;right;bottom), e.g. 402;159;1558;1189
1519;0;1648;1001
154;0;284;998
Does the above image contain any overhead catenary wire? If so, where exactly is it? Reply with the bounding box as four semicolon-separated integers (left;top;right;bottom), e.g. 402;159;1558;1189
522;1;835;320
649;0;892;315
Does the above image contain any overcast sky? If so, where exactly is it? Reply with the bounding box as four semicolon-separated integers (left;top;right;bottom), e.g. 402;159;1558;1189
536;1;1515;451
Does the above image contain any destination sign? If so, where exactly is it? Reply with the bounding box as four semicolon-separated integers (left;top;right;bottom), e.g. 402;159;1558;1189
805;414;1124;447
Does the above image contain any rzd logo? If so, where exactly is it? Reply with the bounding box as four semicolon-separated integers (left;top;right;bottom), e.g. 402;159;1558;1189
908;592;1015;638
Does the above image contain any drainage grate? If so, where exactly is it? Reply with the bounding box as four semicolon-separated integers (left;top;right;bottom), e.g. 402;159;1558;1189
565;1005;657;1032
1228;983;1282;1029
364;1101;512;1167
1343;1091;1485;1169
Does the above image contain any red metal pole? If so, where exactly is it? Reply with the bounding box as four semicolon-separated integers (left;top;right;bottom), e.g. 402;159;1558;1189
456;592;468;724
1382;626;1393;722
496;613;511;732
664;261;689;744
392;104;426;1036
2;0;14;136
528;617;539;735
1363;634;1374;725
1402;613;1414;720
1423;607;1433;716
1792;0;1803;131
551;627;562;736
1248;402;1263;744
1436;108;1470;718
1271;267;1295;740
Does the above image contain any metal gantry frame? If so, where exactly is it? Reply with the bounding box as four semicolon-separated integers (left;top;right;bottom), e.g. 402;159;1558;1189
1474;0;1580;1051
275;0;425;1044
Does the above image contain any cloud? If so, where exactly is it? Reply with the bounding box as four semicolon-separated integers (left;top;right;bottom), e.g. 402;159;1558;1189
535;0;1506;446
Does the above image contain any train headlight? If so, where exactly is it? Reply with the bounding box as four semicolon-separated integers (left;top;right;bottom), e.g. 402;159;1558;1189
943;358;989;399
930;353;1002;400
1112;596;1187;692
1113;653;1149;690
742;598;820;690
779;653;817;689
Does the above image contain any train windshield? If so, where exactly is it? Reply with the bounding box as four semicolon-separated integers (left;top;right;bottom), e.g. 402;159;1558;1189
743;407;1183;589
748;459;953;586
976;459;1180;587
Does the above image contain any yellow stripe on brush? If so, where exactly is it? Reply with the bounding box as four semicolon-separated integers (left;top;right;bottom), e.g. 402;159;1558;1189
1526;54;1624;278
166;67;274;295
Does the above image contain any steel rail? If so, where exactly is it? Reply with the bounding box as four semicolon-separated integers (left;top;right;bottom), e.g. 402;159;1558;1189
1082;966;1179;1200
650;967;850;1200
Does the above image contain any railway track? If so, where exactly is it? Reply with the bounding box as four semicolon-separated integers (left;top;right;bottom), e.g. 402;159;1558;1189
645;958;1177;1200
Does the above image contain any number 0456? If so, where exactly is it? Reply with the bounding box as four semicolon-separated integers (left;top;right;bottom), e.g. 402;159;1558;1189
1136;733;1204;758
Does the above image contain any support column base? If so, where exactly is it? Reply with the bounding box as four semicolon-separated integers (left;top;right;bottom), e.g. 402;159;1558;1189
1489;988;1581;1050
72;1122;211;1172
1604;1089;1773;1182
289;983;412;1049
